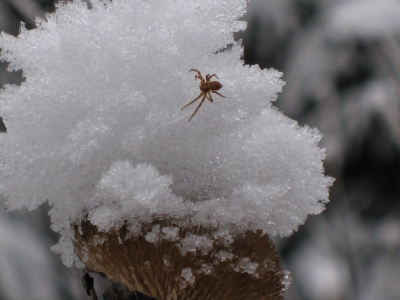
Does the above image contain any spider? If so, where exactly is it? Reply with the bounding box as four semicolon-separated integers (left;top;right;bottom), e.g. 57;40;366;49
181;69;226;121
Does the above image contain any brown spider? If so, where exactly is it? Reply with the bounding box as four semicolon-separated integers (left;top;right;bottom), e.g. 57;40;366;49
181;69;226;121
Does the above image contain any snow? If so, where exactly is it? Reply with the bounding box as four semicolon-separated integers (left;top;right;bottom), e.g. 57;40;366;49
0;0;332;267
179;268;195;289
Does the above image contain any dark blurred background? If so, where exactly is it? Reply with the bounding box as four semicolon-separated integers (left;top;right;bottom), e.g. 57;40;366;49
1;0;400;299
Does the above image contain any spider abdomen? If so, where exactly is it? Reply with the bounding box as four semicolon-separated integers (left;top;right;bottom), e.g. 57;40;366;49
200;81;223;92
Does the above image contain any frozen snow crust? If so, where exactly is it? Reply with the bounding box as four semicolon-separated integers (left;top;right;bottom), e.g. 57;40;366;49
0;0;333;267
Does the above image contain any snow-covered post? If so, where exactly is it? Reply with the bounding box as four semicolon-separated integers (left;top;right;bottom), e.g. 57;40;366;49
0;0;333;299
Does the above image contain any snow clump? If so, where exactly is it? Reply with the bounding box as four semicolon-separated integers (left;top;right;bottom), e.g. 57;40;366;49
0;0;333;267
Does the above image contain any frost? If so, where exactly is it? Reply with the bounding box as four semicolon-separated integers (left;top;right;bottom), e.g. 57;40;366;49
281;270;292;291
231;257;259;275
197;263;214;276
179;234;214;256
144;225;180;243
213;229;235;247
179;268;195;289
214;250;235;263
92;234;106;245
161;226;179;241
144;225;161;243
0;0;332;266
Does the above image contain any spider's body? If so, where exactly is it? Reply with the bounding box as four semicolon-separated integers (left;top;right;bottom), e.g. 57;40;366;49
199;80;222;92
181;69;226;121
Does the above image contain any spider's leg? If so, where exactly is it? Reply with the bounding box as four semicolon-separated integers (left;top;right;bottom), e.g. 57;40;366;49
190;69;204;82
206;74;219;80
189;94;207;121
195;75;205;84
190;69;201;75
211;90;226;98
206;91;214;102
181;92;205;110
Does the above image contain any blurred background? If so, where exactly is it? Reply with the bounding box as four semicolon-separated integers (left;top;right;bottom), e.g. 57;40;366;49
1;0;400;299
